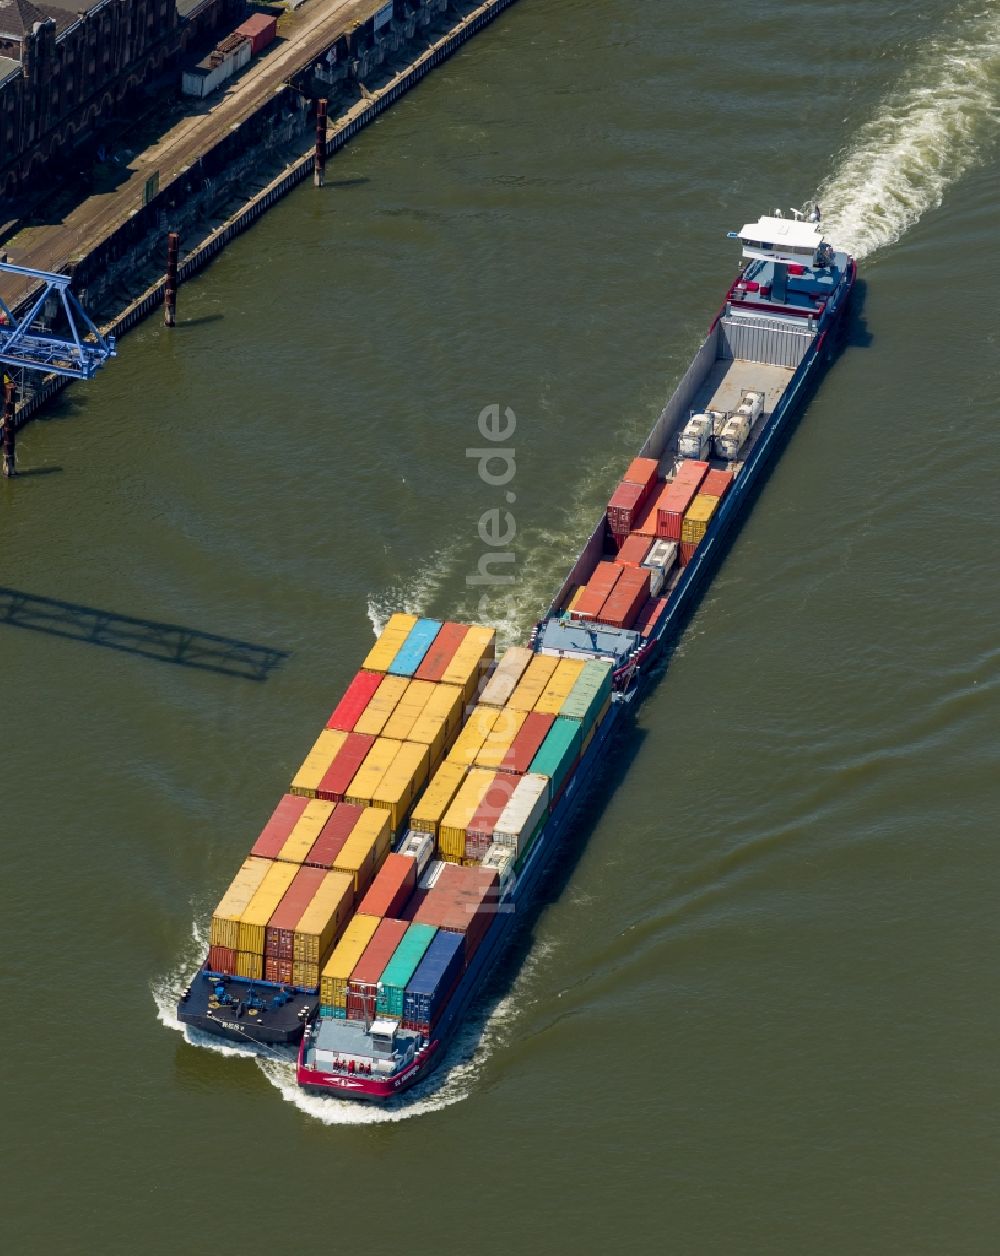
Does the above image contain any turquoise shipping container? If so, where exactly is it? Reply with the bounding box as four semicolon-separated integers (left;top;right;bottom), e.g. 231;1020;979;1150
376;923;438;1017
319;1004;348;1019
388;619;443;677
529;716;582;796
559;660;612;729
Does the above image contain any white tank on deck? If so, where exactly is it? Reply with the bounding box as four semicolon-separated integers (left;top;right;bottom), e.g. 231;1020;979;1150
679;413;713;459
715;413;751;460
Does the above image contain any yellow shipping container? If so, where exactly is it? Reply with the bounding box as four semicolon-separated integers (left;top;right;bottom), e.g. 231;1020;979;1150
405;710;448;768
480;645;533;707
210;856;273;949
320;914;381;1006
418;682;464;737
333;807;391;894
353;674;410;737
371;741;431;832
508;654;559;712
439;768;494;860
410;759;467;837
681;494;720;543
237;860;300;955
276;798;335;864
381;679;437;741
290;728;348;798
447;706;500;766
235;951;262;980
293;960;321;989
362;613;418;673
439;625;496;702
345;737;403;807
534;658;586;715
566;587;585;613
292;870;355;966
475;706;527;768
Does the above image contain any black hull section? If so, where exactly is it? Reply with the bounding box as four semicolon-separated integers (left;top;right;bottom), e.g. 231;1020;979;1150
177;971;317;1047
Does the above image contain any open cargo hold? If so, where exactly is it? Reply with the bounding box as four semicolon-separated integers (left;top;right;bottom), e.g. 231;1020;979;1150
414;621;469;683
409;758;467;838
507;653;559;712
357;852;418;918
438;767;494;862
330;807;392;894
560;660;613;732
319;914;381;1012
464;771;520;862
597;565;651;630
479;645;533;707
534;657;585;715
571;560;622;620
326;670;383;732
447;706;500;766
530;716;583;800
209;857;273;950
264;866;328;961
500;710;555;774
438;625;496;702
493;772;550;860
290;728;348;797
344;737;403;808
369;740;431;833
388;618;442;677
315;732;376;803
346;917;411;1019
305;802;364;868
376;922;438;1018
250;794;309;859
412;863;500;965
361;613;418;673
402;929;465;1033
615;533;652;567
474;707;527;769
353;674;410;737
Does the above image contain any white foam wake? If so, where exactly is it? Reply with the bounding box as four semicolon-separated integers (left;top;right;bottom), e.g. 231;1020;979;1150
366;543;460;637
819;2;1000;259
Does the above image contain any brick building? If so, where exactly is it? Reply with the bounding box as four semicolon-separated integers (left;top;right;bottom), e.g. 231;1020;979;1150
0;0;242;201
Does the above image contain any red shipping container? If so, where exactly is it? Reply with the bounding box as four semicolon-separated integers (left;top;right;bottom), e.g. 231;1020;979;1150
326;671;383;731
306;801;364;868
655;480;701;541
680;541;698;566
400;886;430;921
701;468;735;499
413;865;500;964
633;491;661;537
235;12;277;55
346;917;411;1019
635;596;669;639
414;621;469;682
598;567;651;630
606;480;648;537
675;458;710;487
250;793;309;859
265;956;294;985
265;865;328;959
501;710;555;774
571;561;623;619
358;852;417;918
466;772;520;844
615;534;652;566
207;945;236;974
623;456;659;495
315;732;376;802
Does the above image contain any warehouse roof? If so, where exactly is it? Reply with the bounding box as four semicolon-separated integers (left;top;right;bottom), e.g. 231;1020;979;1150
0;0;79;38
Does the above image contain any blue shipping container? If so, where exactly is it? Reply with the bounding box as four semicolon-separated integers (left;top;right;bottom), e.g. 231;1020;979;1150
388;618;442;677
403;929;464;1025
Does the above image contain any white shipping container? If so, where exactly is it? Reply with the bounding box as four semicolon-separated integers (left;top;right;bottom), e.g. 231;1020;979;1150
493;773;549;857
418;859;446;890
643;539;678;578
645;567;664;596
482;844;516;894
398;829;434;877
480;645;533;707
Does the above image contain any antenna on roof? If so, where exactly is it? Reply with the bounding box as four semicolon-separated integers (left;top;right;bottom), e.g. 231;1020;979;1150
790;207;804;221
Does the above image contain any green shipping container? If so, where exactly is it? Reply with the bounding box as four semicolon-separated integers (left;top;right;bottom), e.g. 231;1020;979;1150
560;660;613;730
376;923;438;1018
529;716;582;796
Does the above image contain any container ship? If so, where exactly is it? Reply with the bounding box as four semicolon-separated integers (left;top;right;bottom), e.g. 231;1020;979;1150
177;209;855;1100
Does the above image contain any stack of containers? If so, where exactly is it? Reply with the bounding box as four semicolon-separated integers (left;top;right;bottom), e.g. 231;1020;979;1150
474;707;526;769
315;733;376;803
369;741;431;834
606;456;659;541
208;856;271;973
401;930;465;1036
570;561;622;622
529;716;582;804
346;918;410;1020
361;613;418;672
463;771;521;862
290;728;349;798
376;922;438;1019
507;654;559;710
702;467;735;500
344;737;402;811
446;706;501;766
381;679;438;741
654;460;709;540
326;671;383;731
261;865;328;984
330;807;392;895
249;795;311;858
615;534;652;567
438;625;496;702
680;493;721;564
413;863;500;967
499;710;555;774
357;851;418;918
635;596;670;640
479;646;533;707
387;618;442;677
304;802;366;869
492;772;549;862
413;622;469;682
352;675;410;736
231;861;300;980
319;914;380;1018
289;870;356;989
405;683;464;767
597;565;651;630
251;797;333;864
409;759;467;841
560;660;613;754
534;658;585;715
438;768;494;862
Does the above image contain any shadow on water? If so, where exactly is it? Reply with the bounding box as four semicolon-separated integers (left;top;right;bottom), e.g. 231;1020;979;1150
0;586;288;681
8;466;63;479
174;314;225;330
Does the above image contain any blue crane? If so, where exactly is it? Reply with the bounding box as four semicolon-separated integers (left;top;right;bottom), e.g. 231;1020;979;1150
0;260;116;380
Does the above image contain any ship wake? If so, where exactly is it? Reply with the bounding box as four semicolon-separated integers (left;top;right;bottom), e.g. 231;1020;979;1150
819;0;1000;259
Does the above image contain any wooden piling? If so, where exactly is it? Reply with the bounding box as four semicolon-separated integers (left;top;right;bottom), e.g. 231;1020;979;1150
314;99;328;188
2;374;16;479
164;232;179;327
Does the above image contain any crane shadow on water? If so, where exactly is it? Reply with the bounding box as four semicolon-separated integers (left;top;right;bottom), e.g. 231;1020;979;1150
0;586;288;681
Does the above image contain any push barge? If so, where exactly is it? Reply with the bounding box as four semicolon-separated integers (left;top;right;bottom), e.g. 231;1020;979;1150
177;210;855;1099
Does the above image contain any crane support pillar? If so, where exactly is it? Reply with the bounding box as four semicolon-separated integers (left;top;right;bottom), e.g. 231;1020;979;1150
164;232;179;328
2;374;16;479
314;99;328;188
